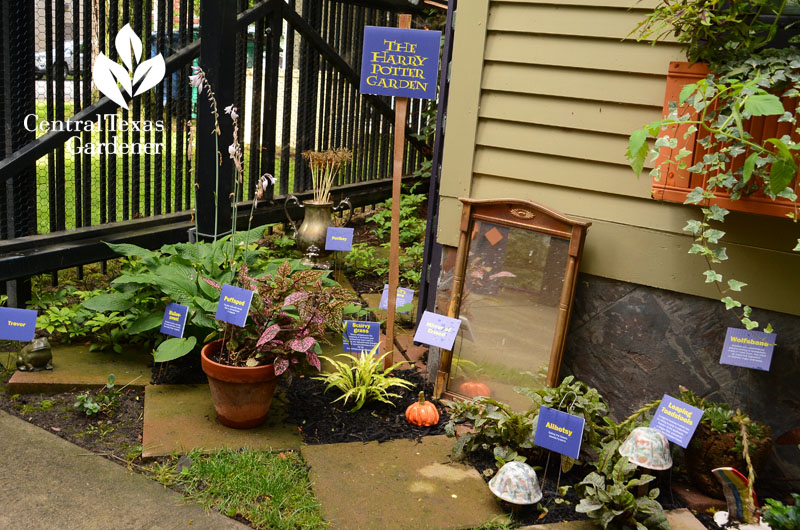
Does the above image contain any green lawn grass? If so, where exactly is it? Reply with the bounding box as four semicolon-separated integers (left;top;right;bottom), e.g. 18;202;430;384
31;101;296;234
151;449;327;530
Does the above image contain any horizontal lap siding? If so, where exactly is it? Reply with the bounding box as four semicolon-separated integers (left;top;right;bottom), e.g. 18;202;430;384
437;0;800;313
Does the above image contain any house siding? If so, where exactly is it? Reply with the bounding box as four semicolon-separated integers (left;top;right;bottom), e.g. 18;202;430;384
438;0;800;315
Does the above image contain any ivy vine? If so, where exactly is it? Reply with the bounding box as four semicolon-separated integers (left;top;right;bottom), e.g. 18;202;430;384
627;49;800;331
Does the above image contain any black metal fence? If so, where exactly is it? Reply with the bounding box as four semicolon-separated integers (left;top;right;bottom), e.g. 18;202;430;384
0;0;433;306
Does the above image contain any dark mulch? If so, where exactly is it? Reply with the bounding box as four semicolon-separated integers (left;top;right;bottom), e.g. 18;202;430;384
283;368;449;445
151;351;208;385
0;384;144;464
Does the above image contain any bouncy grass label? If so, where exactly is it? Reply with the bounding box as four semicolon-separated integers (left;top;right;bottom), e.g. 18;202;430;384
160;303;189;338
325;227;354;251
413;311;461;350
359;26;441;100
650;394;704;448
534;406;585;459
0;307;37;341
343;320;381;354
720;327;776;371
215;284;254;327
379;285;414;313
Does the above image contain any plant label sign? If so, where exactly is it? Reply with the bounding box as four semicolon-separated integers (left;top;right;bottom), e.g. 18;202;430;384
160;303;189;338
0;307;37;341
343;320;381;354
534;406;585;460
359;26;442;100
325;227;354;252
720;327;776;371
413;311;461;350
379;285;415;313
215;284;254;327
650;394;704;448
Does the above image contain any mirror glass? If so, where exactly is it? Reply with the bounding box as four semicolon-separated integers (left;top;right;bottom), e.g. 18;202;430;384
448;220;570;411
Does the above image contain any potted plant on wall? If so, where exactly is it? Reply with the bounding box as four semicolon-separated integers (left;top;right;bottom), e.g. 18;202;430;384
626;0;800;331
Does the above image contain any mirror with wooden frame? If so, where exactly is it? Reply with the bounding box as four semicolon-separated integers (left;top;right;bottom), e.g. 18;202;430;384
433;198;590;410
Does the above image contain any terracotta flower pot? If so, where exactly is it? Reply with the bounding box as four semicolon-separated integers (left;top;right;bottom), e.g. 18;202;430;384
200;339;278;429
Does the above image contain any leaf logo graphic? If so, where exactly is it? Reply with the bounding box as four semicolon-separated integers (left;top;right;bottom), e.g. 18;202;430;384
92;23;166;110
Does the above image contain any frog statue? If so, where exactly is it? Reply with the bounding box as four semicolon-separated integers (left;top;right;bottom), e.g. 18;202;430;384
16;337;53;371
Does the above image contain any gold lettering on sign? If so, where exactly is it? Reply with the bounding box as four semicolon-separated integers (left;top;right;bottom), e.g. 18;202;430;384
510;208;535;220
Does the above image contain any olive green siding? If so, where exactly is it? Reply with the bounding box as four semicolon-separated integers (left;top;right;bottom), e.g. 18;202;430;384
437;0;800;315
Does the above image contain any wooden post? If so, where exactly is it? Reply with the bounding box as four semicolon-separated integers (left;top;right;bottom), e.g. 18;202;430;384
383;14;412;369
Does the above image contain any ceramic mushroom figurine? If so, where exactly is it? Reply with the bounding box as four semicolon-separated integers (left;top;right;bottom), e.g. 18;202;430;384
488;461;543;505
16;337;53;371
618;427;673;471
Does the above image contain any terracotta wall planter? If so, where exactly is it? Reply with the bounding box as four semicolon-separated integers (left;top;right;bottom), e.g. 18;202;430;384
653;61;798;218
200;339;279;429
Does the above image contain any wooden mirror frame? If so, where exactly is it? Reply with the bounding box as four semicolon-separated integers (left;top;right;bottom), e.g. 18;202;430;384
433;198;591;399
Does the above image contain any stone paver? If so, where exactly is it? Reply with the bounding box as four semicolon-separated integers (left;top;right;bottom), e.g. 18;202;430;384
518;509;706;530
142;384;301;457
0;409;247;530
301;435;506;530
7;344;151;394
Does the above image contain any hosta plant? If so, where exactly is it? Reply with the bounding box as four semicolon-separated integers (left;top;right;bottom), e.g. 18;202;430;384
314;344;413;412
575;457;669;530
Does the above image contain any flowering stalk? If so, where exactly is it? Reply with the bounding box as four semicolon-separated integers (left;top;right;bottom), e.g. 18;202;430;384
189;66;222;241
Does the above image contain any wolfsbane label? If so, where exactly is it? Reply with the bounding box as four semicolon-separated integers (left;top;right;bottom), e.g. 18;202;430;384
24;113;164;155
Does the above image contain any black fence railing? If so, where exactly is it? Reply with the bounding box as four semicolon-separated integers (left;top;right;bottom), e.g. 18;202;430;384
0;0;433;306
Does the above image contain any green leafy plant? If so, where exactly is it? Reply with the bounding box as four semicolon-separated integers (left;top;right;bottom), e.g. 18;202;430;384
443;395;538;467
85;225;276;363
314;344;413;412
209;260;358;373
630;0;790;65
74;374;121;416
575;457;669;530
516;375;610;460
762;494;800;530
628;48;800;331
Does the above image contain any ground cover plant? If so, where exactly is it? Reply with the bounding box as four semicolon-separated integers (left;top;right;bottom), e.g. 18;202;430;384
344;186;427;289
151;449;326;530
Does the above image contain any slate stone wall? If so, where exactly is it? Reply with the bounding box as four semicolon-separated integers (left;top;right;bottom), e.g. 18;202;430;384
562;273;800;481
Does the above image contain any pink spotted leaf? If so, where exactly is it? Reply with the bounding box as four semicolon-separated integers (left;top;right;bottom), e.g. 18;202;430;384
289;336;316;353
256;324;281;347
274;357;289;376
283;291;310;307
201;277;221;289
306;351;321;371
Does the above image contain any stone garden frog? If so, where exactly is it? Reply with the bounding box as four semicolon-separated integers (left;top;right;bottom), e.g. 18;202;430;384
16;337;53;371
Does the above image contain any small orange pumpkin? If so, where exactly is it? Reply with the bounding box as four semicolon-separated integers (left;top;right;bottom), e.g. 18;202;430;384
458;380;491;398
405;391;439;427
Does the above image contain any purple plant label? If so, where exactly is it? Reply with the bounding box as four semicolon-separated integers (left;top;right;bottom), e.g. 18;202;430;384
325;227;354;252
720;327;776;371
215;284;254;327
379;284;415;313
0;307;37;341
343;320;381;354
534;406;585;460
160;303;189;338
413;311;461;350
359;26;442;100
650;394;704;448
